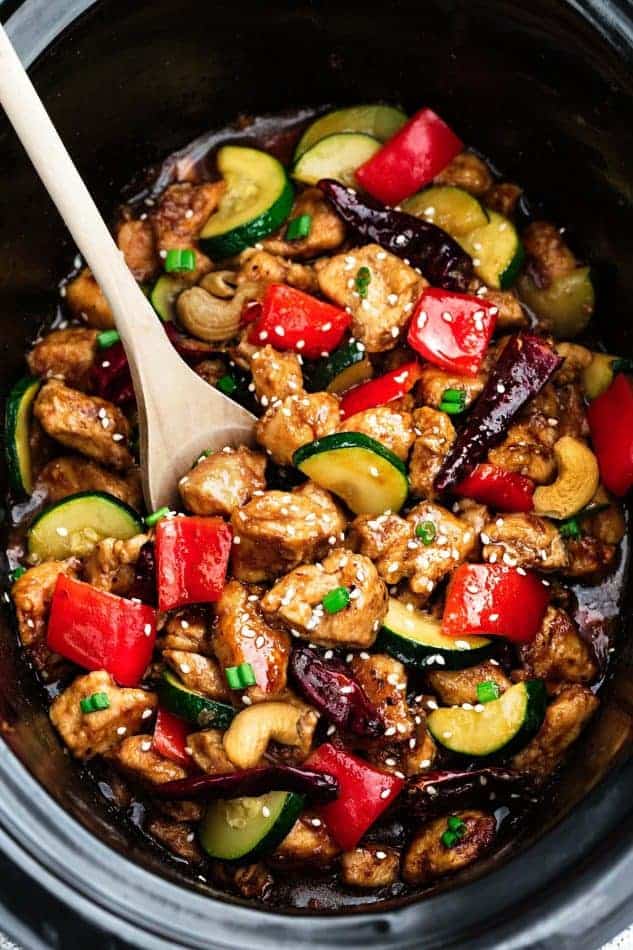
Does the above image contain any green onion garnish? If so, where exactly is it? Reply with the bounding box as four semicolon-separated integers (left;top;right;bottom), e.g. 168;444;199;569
165;248;196;273
322;586;351;614
217;374;238;396
9;566;26;582
415;521;436;545
441;815;466;848
145;506;170;527
286;214;312;241
476;681;501;704
559;516;582;540
355;266;372;299
80;692;111;714
439;388;467;415
612;358;633;374
225;662;257;690
97;329;121;349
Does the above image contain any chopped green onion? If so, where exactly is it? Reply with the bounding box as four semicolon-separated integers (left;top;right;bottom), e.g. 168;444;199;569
439;388;467;415
9;566;26;582
217;374;238;396
355;266;372;299
447;815;466;833
322;586;351;614
441;830;459;848
476;681;501;704
80;692;111;714
165;248;196;273
97;329;121;349
441;815;466;848
225;662;257;690
286;214;312;241
145;506;170;527
612;358;633;374
559;516;582;540
415;521;436;545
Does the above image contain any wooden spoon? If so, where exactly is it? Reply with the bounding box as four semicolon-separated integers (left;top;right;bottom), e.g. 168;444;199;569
0;25;256;510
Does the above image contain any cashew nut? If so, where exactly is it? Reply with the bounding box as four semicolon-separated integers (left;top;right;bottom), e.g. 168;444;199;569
199;269;239;299
176;280;260;343
533;436;599;520
222;701;308;769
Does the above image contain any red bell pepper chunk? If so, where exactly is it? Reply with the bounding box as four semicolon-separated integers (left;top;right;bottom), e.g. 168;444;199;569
46;574;156;686
355;107;463;206
407;288;498;377
454;463;535;512
248;283;350;359
442;564;549;644
305;742;403;850
156;516;232;613
339;361;422;419
153;708;193;768
587;373;633;496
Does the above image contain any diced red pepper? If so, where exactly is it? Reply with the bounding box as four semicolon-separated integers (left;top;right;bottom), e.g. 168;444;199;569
153;708;192;768
46;574;156;686
248;283;350;359
587;373;633;496
442;564;549;644
355;108;463;206
454;463;535;512
407;288;498;377
339;361;422;419
305;742;403;850
156;516;232;612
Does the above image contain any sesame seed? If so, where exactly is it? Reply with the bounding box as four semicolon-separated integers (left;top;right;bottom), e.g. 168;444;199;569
116;726;127;736
141;740;152;752
143;623;152;636
375;850;387;860
242;695;252;705
311;818;322;827
380;789;391;799
142;708;153;719
112;433;124;442
384;726;396;737
55;527;68;537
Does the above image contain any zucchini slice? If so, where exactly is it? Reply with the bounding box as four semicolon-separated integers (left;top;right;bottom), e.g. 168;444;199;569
582;351;617;400
304;340;373;394
293;432;408;515
5;376;41;495
295;104;407;160
28;491;143;561
458;210;524;289
200;791;304;861
150;274;188;322
200;146;294;259
517;267;594;339
427;680;547;758
293;133;381;188
377;598;494;670
157;670;235;729
402;186;489;236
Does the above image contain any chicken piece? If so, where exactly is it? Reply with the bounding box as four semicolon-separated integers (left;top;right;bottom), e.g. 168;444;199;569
255;391;340;466
582;499;626;545
232;864;274;900
523;221;577;287
404;720;438;776
350;653;413;740
348;512;411;564
554;343;593;385
479;289;527;331
116;218;158;283
146;816;202;864
511;684;599;778
341;846;400;888
49;670;157;759
261;550;388;649
82;534;149;595
156;607;214;656
109;734;188;785
269;812;340;869
231;482;347;583
27;328;98;388
163;650;229;701
434;152;493;196
186;729;235;774
564;537;617;578
154;799;205;822
426;662;511;706
263;187;345;259
35;455;142;508
484;182;522;217
341;406;414;461
518;607;597;684
488;418;557;484
316;244;424;352
416;364;485;410
34;380;133;470
65;268;114;329
481;513;569;572
12;558;79;677
194;358;227;388
237;249;318;293
179;445;267;517
402;810;496;884
249;345;304;403
452;499;489;553
556;385;589;441
409;407;456;499
214;580;290;700
151;181;224;268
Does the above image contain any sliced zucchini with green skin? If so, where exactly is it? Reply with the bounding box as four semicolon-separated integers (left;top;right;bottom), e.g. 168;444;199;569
150;274;188;322
293;133;381;188
582;351;617;400
158;670;235;729
200;146;294;259
402;186;489;236
200;791;305;861
458;210;524;289
295;104;407;160
427;680;547;758
28;491;143;561
304;340;373;394
376;598;494;670
5;376;41;495
517;267;594;339
293;432;408;515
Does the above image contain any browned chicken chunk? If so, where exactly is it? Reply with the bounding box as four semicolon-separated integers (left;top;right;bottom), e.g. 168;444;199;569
263;187;345;259
116;218;158;282
426;661;511;706
523;221;577;286
12;558;79;677
417;364;485;410
518;607;597;684
255;391;340;465
156;607;214;656
564;537;617;578
341;405;415;460
179;445;267;517
511;684;599;778
82;534;149;595
109;735;187;785
152;181;224;254
35;455;142;508
65;268;114;329
27;328;98;388
409;407;456;499
484;182;522;216
269;812;340;868
238;249;318;293
434;152;493;195
249;345;304;403
480;289;527;331
163;650;229;700
350;653;413;740
481;513;569;571
402;810;496;884
341;846;400;888
145;816;202;864
186;729;236;774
